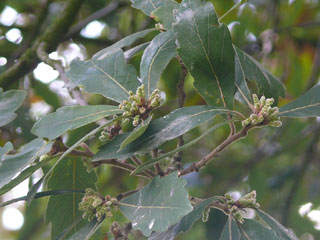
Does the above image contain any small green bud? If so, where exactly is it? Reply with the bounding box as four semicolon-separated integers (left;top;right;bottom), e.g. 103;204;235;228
139;107;146;114
150;89;160;100
133;115;140;127
266;98;274;106
260;96;266;106
269;120;282;127
253;94;259;106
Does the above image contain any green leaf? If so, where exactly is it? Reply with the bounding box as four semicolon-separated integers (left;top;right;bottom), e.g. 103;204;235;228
93;106;233;161
130;0;176;16
67;50;140;103
124;42;150;61
134;122;226;173
234;46;285;101
173;0;235;109
46;158;97;239
120;115;152;150
65;219;103;240
239;219;284;240
31;105;122;140
255;209;298;240
152;1;180;29
220;216;241;240
0;139;53;190
279;84;320;117
140;30;177;98
93;29;158;60
234;48;252;105
0;89;27;127
119;172;192;237
28;117;122;204
149;197;216;240
0;142;13;160
33;79;61;110
0;189;84;208
0;155;53;195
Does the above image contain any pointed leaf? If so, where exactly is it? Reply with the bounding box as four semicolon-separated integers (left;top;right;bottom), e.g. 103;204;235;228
0;89;27;127
93;29;158;60
120;115;152;150
279;84;320;117
234;46;285;101
239;219;285;240
256;209;298;240
0;155;53;195
46;158;97;239
220;216;241;240
130;0;177;16
0;139;53;189
173;0;235;109
119;172;193;237
150;197;216;240
140;30;177;98
67;50;139;103
152;1;180;29
93;106;234;161
31;105;122;140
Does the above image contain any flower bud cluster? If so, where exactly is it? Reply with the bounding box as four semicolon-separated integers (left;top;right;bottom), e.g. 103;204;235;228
79;188;117;222
99;85;161;141
241;94;282;127
224;190;260;224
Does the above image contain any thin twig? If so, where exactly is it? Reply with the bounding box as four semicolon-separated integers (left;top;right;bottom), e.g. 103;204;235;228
173;59;188;170
131;156;155;177
116;189;141;201
65;0;121;39
0;0;85;88
179;124;255;176
7;0;52;67
92;159;150;179
36;42;87;105
152;149;164;176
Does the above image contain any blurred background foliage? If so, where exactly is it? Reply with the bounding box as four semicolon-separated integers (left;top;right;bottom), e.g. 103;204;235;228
0;0;320;239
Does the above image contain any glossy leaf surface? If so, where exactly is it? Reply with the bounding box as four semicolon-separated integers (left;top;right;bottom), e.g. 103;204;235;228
150;198;215;240
152;1;180;29
234;46;285;101
67;50;139;103
173;0;235;109
46;158;97;239
0;89;27;127
119;172;192;236
31;105;122;140
0;139;53;189
279;84;320;117
94;106;233;161
220;216;241;240
120;115;152;150
140;30;177;98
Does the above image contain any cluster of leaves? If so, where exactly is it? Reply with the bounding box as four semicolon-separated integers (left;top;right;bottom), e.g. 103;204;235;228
1;0;320;239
